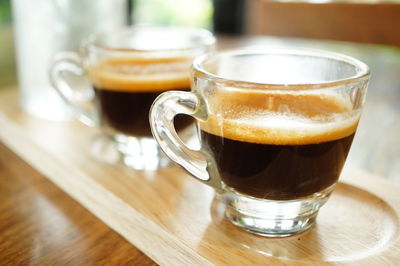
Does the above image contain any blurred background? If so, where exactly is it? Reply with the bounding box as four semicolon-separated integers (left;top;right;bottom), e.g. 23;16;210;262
1;0;400;88
0;0;239;88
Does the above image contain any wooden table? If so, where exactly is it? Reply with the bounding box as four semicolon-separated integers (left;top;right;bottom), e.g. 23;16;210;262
1;36;400;265
0;142;155;265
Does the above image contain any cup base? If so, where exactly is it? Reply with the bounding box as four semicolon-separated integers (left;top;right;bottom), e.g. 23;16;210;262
220;184;336;237
114;134;171;170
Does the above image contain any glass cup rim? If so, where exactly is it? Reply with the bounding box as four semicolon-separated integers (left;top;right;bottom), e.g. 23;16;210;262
192;48;371;91
82;25;216;54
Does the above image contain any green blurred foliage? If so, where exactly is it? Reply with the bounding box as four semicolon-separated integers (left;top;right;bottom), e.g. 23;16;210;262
0;0;11;23
133;0;213;29
0;0;16;88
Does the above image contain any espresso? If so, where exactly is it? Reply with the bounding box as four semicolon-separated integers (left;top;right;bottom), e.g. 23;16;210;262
89;57;192;136
200;91;359;200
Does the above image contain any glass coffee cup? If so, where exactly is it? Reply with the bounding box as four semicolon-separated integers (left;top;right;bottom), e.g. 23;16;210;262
150;49;370;236
49;26;215;170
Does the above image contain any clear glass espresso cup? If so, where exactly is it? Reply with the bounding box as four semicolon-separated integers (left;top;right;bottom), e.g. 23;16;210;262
49;26;215;170
150;49;370;237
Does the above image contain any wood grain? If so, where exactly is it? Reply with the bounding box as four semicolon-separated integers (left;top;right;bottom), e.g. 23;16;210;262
0;141;155;265
0;87;399;265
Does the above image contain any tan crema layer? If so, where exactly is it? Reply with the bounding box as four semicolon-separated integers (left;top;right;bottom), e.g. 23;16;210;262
88;57;190;92
200;90;359;145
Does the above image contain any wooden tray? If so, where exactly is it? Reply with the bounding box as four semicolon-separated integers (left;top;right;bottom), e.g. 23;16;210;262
0;89;399;265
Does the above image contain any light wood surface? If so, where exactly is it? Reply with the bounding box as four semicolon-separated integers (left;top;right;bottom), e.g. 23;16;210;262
0;87;399;264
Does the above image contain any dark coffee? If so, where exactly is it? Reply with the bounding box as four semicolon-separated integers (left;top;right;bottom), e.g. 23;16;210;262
201;130;354;200
94;88;192;136
90;58;192;137
200;91;358;200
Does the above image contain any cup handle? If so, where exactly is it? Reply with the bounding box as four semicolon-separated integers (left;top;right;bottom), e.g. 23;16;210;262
48;52;98;126
150;91;223;191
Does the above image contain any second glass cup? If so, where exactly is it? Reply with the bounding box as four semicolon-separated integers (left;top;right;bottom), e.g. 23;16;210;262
49;26;215;170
